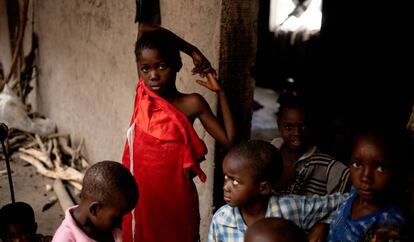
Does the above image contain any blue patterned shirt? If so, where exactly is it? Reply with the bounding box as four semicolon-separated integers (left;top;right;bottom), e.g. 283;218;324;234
208;193;348;242
328;190;405;242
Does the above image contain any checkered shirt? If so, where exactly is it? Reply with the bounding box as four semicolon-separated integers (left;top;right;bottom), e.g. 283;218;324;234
208;193;348;242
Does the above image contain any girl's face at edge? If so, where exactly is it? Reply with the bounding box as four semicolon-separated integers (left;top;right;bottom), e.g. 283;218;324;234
137;48;177;96
349;135;395;204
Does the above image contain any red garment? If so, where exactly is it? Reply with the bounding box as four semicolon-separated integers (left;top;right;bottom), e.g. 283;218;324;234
122;80;207;242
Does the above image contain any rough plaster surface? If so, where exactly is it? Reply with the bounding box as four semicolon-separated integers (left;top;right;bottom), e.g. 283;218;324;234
34;0;137;164
34;0;221;240
0;0;12;74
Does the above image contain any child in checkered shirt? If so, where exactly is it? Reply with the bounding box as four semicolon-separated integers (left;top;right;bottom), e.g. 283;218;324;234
208;140;348;242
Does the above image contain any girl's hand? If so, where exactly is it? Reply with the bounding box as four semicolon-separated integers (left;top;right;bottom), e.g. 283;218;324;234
191;49;216;77
196;73;221;92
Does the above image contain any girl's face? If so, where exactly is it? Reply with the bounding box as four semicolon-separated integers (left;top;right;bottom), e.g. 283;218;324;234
277;108;310;152
222;155;261;208
350;135;394;203
137;48;177;96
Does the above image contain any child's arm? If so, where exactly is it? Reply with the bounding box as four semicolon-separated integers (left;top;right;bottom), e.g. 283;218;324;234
138;23;214;76
288;193;348;230
195;73;235;149
308;223;329;242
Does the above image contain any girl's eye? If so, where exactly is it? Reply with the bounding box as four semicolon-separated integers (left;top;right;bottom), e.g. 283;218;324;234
141;67;149;73
377;166;388;173
232;180;239;185
159;64;168;70
351;162;361;168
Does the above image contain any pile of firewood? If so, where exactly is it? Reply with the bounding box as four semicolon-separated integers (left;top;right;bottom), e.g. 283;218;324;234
1;128;89;211
2;129;89;191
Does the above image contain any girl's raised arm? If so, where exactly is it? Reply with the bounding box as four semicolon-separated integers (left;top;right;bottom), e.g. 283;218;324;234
196;73;235;149
138;23;214;76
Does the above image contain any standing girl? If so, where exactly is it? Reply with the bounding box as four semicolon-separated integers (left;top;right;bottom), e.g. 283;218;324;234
122;28;235;242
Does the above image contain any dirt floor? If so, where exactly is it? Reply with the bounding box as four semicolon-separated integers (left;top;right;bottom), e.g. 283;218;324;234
0;156;67;237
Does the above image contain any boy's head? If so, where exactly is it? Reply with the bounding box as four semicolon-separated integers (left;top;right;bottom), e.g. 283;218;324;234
277;94;312;153
81;160;139;233
135;30;182;95
0;202;37;242
244;217;307;242
222;140;283;207
349;126;412;203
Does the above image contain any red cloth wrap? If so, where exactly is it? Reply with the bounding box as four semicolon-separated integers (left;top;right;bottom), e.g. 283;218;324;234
121;80;207;242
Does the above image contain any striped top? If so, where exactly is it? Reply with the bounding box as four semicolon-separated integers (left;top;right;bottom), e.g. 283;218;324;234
271;137;350;196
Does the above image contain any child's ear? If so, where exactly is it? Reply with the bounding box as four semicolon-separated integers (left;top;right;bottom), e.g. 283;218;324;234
259;181;273;195
89;201;101;216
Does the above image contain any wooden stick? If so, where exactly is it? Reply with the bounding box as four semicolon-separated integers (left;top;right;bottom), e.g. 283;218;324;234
68;180;82;191
73;138;84;168
80;157;89;169
34;134;46;153
18;153;83;182
22;140;37;149
53;179;75;212
18;147;53;168
58;136;75;167
52;138;62;167
4;0;29;85
47;133;70;139
0;0;12;83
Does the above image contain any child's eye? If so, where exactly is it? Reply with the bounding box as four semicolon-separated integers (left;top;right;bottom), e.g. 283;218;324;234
377;166;389;173
284;124;294;131
159;64;168;70
351;162;361;168
140;67;149;73
224;175;239;185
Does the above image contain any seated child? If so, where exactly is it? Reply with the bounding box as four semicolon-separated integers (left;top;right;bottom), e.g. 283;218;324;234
327;127;409;241
272;93;350;196
244;217;307;242
208;140;347;242
52;160;139;242
0;202;52;242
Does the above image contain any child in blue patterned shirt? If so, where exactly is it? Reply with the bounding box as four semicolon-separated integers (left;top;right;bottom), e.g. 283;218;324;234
327;127;409;241
207;140;347;242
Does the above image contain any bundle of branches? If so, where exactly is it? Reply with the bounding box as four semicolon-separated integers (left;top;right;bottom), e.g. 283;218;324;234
1;129;89;192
